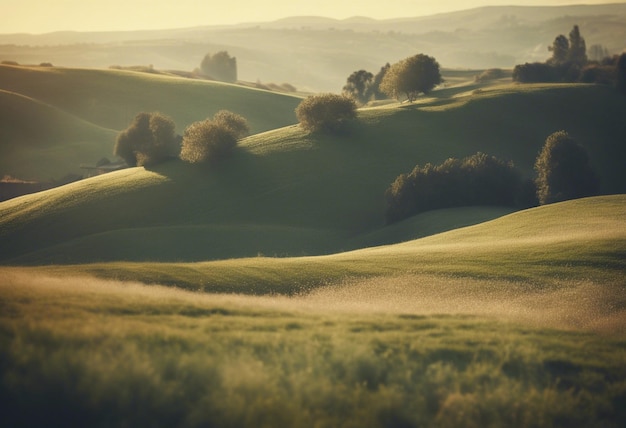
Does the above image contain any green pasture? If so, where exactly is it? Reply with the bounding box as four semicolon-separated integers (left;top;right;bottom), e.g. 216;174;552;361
1;80;625;263
0;64;302;180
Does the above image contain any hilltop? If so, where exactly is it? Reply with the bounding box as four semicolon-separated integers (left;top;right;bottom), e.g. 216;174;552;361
0;64;302;180
1;82;625;264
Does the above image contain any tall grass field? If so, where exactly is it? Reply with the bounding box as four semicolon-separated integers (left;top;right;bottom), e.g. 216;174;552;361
1;195;625;427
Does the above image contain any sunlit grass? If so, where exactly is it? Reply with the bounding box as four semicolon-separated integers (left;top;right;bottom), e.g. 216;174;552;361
1;271;624;427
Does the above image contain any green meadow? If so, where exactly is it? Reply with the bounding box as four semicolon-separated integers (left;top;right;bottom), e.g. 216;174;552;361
1;63;625;426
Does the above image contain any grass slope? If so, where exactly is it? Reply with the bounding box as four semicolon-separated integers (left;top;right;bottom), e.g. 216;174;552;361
24;194;625;294
0;89;117;180
0;64;302;180
2;83;625;263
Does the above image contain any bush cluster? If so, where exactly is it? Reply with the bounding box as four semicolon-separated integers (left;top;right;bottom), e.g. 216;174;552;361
114;112;178;167
180;110;249;165
385;152;529;224
295;94;357;134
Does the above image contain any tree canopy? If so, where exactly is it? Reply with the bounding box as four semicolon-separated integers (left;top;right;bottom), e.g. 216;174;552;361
180;111;249;165
380;54;442;102
114;112;178;167
295;94;357;134
535;131;598;205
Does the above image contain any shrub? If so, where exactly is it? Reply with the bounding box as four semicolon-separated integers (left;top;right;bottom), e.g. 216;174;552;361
535;131;599;205
213;110;250;139
114;112;178;167
180;111;249;165
385;152;525;223
295;94;357;134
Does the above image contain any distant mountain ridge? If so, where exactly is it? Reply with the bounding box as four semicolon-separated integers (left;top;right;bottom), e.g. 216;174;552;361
1;3;625;91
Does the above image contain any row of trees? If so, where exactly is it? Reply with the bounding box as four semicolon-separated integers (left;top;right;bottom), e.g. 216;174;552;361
343;54;443;105
114;110;249;167
513;24;626;93
385;131;599;223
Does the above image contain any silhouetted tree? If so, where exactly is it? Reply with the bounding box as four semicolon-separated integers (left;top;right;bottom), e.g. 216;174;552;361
567;25;587;65
535;131;599;205
548;35;570;65
371;63;390;100
295;94;357;134
380;54;442;102
617;53;626;95
342;70;374;105
200;51;237;83
114;112;177;167
588;44;610;62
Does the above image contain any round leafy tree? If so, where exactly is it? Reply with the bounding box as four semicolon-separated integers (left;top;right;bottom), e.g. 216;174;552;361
295;94;357;134
180;111;249;165
114;112;177;167
534;131;599;205
380;54;442;102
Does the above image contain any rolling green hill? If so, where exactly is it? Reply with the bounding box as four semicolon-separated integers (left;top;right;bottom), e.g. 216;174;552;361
1;82;625;264
0;89;117;180
0;64;302;180
20;194;625;294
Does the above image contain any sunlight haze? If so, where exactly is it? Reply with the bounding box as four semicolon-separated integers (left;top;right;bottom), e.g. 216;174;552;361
1;0;619;33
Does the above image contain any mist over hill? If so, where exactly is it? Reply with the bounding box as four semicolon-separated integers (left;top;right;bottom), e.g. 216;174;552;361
1;4;625;91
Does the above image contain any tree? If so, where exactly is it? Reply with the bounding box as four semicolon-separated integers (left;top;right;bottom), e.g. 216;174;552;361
380;54;442;102
617;53;626;95
114;112;177;167
180;111;249;165
548;34;569;65
567;25;587;65
534;131;599;205
200;51;237;83
295;94;357;134
371;63;390;100
342;70;374;105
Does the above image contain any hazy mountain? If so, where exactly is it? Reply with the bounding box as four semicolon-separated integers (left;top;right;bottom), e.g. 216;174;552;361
1;4;625;92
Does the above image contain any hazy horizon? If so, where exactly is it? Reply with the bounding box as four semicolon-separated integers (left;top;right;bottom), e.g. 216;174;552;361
2;0;622;34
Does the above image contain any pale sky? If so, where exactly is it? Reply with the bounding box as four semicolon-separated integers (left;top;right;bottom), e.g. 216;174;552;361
0;0;619;34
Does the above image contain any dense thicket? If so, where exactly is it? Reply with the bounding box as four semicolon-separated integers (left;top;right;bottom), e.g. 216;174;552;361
180;111;249;165
114;112;178;167
385;152;529;223
295;94;357;134
535;131;598;205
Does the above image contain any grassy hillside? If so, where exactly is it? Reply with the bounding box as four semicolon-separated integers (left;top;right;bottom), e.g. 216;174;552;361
0;64;302;180
24;194;625;294
1;194;625;426
0;89;117;180
1;82;625;263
